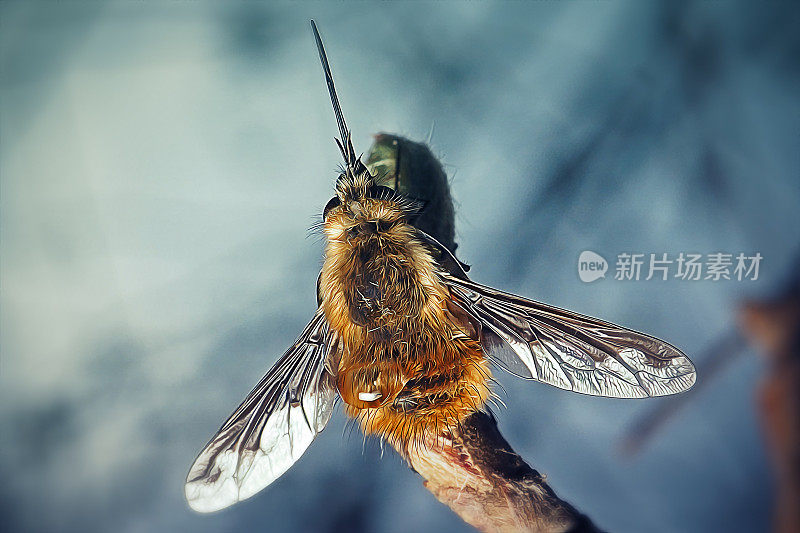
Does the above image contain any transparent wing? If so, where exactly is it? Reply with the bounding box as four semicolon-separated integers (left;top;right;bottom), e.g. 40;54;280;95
185;310;337;513
444;275;696;398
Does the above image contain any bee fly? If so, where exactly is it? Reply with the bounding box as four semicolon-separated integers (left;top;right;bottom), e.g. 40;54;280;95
185;21;696;513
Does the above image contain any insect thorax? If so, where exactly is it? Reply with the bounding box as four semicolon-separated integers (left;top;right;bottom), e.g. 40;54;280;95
321;210;439;338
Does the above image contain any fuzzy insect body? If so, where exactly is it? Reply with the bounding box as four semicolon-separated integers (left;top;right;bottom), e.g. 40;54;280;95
319;173;490;446
184;21;696;514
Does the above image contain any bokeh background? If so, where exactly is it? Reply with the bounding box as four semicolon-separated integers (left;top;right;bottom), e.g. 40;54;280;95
2;1;798;532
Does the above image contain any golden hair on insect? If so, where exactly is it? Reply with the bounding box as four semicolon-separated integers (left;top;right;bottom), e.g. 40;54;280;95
311;20;492;450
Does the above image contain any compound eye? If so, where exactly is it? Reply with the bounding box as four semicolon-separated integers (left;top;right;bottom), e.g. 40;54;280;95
323;196;341;219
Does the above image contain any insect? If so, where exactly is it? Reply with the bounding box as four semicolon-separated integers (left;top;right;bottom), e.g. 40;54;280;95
185;21;696;513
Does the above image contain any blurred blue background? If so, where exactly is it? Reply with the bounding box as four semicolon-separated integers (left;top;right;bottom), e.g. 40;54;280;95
1;1;798;532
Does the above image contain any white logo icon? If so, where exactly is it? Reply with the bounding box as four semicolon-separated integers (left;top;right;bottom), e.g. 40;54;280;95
578;251;608;283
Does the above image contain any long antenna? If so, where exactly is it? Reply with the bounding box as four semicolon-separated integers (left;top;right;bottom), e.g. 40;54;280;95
310;20;357;168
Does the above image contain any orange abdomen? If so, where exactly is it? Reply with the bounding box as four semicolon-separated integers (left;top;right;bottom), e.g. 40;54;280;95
334;300;492;449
